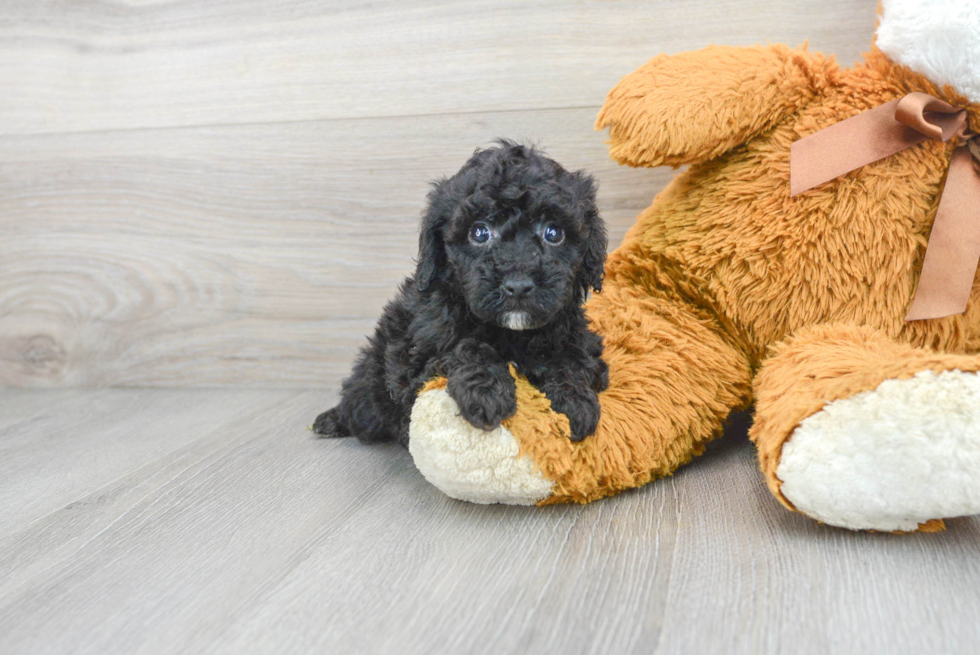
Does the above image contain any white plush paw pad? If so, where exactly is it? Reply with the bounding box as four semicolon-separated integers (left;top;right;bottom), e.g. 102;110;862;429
778;369;980;531
408;388;554;505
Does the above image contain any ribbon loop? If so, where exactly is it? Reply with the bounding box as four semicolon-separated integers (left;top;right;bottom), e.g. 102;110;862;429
894;92;966;141
790;92;980;321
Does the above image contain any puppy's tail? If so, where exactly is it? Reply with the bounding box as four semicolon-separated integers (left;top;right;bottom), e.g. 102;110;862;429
311;407;350;439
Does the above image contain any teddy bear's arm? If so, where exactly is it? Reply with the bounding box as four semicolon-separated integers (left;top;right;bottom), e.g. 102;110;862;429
596;44;837;168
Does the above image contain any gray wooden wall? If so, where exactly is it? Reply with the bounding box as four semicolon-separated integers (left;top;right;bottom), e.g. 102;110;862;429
0;1;878;388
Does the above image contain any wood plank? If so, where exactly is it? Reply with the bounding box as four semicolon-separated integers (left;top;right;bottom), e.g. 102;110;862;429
0;388;77;426
0;390;977;655
0;108;670;387
0;388;295;533
654;438;980;654
207;476;680;655
0;389;440;654
0;0;878;136
0;392;358;601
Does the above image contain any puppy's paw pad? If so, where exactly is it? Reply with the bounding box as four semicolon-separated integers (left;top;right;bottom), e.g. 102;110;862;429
546;391;600;442
312;408;344;438
447;367;517;431
567;408;600;442
460;393;517;430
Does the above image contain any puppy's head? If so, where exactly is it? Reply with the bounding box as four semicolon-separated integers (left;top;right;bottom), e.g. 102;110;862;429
415;141;606;331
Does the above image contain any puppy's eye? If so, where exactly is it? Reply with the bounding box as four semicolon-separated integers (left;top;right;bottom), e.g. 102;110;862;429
542;224;564;245
469;222;492;245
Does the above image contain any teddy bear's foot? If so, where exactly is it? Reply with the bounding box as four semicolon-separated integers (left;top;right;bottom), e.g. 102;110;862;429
753;324;980;532
778;369;980;531
408;383;554;505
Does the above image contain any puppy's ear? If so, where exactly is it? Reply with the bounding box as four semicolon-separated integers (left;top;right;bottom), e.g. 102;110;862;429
415;179;451;293
573;172;607;295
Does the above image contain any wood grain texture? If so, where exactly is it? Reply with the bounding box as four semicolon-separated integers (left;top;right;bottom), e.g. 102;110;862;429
0;0;881;387
0;389;978;655
0;0;878;136
0;109;668;387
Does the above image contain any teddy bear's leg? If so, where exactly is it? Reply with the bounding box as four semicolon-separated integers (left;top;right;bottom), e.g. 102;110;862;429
539;284;755;502
751;323;980;531
410;278;755;505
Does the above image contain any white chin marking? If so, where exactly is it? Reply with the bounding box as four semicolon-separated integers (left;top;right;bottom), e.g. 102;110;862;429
501;312;533;331
777;369;980;532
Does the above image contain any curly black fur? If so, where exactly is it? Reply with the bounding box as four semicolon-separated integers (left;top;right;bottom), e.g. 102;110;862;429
313;140;609;446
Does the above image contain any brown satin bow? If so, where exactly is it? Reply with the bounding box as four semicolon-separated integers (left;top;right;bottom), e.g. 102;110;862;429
790;92;980;321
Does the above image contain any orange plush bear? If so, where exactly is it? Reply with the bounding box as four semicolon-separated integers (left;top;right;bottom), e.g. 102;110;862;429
407;0;980;531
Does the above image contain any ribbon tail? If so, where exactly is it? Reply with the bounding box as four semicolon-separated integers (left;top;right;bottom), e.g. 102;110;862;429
790;99;924;196
906;147;980;321
789;93;966;197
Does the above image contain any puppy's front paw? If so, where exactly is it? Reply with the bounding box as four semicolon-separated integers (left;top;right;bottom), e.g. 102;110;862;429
547;389;600;442
446;364;517;431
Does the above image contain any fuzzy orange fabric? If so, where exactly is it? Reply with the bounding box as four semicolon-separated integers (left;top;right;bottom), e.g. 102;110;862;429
596;45;839;169
598;45;980;363
526;283;752;504
414;18;980;527
562;43;979;509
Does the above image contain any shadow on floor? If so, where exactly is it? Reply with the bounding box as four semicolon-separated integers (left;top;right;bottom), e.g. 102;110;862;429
702;406;754;458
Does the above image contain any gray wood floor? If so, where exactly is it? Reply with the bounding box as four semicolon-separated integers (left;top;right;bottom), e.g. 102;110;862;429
2;389;978;655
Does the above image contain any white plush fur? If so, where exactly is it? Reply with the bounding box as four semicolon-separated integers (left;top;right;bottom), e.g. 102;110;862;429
408;388;554;505
777;370;980;531
877;0;980;104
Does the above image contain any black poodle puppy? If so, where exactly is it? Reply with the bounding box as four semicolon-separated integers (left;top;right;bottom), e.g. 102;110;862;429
313;140;608;446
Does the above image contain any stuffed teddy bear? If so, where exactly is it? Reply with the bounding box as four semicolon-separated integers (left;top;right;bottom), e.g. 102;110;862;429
406;0;980;532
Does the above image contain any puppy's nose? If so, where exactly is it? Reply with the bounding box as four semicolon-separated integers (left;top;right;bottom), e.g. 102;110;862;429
502;276;535;299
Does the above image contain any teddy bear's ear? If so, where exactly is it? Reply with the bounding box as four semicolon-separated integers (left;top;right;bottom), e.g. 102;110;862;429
571;171;607;296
